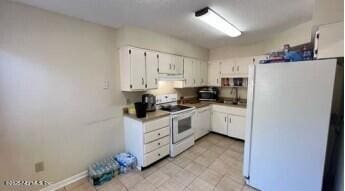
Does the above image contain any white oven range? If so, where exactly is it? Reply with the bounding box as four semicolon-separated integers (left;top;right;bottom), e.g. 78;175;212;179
156;94;195;157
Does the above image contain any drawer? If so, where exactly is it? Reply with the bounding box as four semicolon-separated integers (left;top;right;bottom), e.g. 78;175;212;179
144;126;169;143
212;104;246;116
143;116;170;133
144;136;169;154
143;144;169;167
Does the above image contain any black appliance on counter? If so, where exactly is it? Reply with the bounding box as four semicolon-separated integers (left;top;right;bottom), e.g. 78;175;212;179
197;87;219;101
142;94;156;112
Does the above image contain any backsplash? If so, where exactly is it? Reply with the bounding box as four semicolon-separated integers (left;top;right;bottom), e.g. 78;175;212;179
122;81;198;104
122;81;248;105
219;87;248;99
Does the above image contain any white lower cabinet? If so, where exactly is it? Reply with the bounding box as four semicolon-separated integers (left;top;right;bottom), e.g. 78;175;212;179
211;111;228;135
227;115;246;140
193;106;211;140
124;116;170;169
211;105;246;140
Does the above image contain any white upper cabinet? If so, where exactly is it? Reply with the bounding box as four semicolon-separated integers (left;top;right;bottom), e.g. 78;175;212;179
220;57;253;78
317;22;344;59
130;49;146;90
235;57;253;77
158;53;183;74
120;47;147;91
145;51;159;89
220;59;236;77
158;52;172;74
175;58;207;88
200;61;208;86
173;56;183;74
183;57;194;87
193;59;201;87
208;61;221;87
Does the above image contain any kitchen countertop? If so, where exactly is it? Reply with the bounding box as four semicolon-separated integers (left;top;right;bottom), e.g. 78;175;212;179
123;99;246;121
181;101;247;109
123;109;170;122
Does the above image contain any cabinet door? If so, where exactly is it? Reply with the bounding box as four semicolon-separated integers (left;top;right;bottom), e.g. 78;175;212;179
130;48;146;90
200;61;208;86
146;51;159;89
211;111;228;135
192;110;200;140
318;22;344;58
235;57;252;77
208;61;220;87
194;107;211;140
221;59;236;77
183;58;194;87
193;59;201;87
227;115;245;140
158;53;172;74
173;56;183;74
199;107;211;132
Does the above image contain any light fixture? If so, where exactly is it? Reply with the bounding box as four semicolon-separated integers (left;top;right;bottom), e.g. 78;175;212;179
195;7;241;37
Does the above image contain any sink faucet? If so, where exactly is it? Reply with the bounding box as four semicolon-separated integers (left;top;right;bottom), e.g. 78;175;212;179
230;87;239;104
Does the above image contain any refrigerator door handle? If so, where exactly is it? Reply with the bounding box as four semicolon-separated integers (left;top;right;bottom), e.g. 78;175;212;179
243;64;256;179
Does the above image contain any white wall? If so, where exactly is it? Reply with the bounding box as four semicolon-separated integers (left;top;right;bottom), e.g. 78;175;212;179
209;21;313;61
0;1;126;187
116;26;209;60
312;0;344;27
0;0;209;188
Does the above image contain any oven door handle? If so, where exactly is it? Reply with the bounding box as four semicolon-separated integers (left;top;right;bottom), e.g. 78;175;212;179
173;111;195;119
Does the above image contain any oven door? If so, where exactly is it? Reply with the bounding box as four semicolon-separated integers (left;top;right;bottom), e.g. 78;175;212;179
172;111;195;144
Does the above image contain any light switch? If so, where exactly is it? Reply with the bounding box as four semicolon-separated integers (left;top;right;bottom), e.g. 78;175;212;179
103;80;109;89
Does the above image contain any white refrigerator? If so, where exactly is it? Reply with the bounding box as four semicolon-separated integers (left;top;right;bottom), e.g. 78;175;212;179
243;59;343;191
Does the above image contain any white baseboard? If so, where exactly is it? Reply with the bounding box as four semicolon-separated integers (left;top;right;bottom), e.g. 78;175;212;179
40;170;88;191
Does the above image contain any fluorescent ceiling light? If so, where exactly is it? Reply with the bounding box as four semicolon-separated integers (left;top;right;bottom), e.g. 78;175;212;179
195;7;241;37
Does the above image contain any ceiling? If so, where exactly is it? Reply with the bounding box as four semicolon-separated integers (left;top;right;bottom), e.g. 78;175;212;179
10;0;314;49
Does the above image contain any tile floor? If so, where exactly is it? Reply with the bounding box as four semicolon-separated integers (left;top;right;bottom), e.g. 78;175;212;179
58;133;257;191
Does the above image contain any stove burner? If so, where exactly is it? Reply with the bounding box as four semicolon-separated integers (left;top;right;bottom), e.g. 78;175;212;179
160;105;192;112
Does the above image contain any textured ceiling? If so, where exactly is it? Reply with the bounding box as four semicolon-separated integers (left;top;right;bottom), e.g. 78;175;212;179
10;0;314;49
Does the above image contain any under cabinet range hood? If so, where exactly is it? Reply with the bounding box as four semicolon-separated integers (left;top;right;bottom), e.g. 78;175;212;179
157;53;184;81
158;73;184;81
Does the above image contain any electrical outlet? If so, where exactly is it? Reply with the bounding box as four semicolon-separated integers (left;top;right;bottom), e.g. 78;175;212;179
103;80;109;89
35;162;44;172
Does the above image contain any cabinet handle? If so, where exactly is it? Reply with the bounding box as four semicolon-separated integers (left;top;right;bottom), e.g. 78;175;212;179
216;78;219;84
229;117;231;123
237;66;239;71
141;78;144;85
232;66;234;72
193;79;195;84
158;142;160;146
158;133;160;136
225;117;227;122
169;64;172;70
173;64;176;70
155;78;158;85
158;153;161;156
